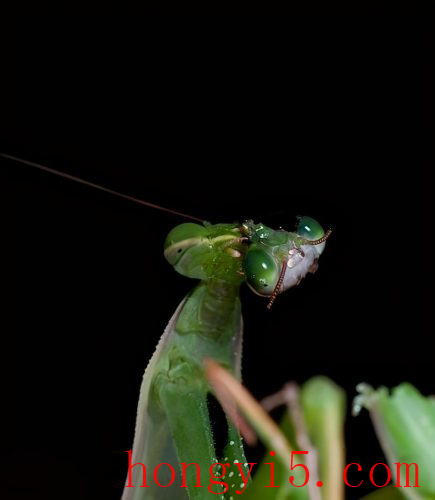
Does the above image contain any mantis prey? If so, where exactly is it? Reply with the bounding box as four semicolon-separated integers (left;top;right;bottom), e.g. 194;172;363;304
4;154;331;499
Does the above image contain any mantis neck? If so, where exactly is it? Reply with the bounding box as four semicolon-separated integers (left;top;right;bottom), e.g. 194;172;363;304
173;278;242;372
198;278;241;338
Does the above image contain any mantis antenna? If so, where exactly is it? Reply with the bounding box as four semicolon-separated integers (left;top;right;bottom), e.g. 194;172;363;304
302;229;332;245
1;152;204;222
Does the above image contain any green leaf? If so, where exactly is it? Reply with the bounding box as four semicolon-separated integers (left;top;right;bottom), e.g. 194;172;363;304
359;484;405;500
301;376;346;500
354;383;435;499
246;376;346;500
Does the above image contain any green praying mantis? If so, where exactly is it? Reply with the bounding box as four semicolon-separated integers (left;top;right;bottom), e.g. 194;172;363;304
123;217;330;500
7;153;435;500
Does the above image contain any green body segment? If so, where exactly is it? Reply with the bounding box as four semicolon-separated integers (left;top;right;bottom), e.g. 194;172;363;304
141;281;246;499
164;222;245;284
125;223;249;500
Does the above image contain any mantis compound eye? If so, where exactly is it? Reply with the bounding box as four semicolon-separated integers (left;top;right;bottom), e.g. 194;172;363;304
244;246;279;296
296;216;325;240
296;216;327;254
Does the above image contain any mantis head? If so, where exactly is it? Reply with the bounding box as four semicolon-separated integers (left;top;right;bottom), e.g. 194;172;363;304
242;216;331;308
163;217;331;307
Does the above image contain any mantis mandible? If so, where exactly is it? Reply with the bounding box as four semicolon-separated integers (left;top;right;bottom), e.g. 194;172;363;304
4;153;331;499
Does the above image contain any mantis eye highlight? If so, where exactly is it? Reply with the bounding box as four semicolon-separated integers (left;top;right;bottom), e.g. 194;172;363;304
297;216;325;241
244;247;278;296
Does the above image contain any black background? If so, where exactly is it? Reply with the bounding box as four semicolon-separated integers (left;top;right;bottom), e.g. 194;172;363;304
2;17;432;500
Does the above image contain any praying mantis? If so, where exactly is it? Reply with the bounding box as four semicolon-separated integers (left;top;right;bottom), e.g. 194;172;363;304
123;218;330;500
5;154;332;499
9;153;434;500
